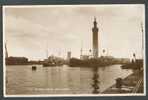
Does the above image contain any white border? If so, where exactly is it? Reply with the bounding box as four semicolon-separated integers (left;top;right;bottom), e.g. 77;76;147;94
2;4;146;97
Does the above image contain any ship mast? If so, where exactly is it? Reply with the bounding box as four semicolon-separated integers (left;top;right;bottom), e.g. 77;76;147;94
141;22;144;59
80;40;83;59
46;48;48;59
46;41;48;59
5;42;8;58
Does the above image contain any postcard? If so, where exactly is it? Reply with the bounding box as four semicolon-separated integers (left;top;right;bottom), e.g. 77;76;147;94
3;5;146;97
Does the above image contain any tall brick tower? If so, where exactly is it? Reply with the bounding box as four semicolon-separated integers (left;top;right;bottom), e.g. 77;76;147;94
92;17;99;58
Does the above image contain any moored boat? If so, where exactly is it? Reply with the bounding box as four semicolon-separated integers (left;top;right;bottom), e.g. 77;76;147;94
32;66;37;70
43;62;56;67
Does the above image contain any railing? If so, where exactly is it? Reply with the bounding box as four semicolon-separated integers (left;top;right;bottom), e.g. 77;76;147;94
132;75;143;93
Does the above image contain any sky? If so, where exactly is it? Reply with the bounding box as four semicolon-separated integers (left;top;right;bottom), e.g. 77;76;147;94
3;5;145;60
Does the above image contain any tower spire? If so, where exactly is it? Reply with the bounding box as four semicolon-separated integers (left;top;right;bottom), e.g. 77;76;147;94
93;17;97;27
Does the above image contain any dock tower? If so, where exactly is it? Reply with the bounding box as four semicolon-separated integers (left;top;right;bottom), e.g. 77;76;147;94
92;17;99;58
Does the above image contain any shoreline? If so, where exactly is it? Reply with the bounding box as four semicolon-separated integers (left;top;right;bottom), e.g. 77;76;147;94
102;69;144;94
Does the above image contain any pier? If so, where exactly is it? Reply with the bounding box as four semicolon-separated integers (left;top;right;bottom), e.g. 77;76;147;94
102;69;144;94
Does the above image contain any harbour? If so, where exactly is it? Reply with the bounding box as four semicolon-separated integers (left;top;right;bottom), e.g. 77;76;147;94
6;64;133;95
4;5;145;96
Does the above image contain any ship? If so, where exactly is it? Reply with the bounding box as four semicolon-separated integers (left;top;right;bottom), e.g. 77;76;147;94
42;55;64;67
69;56;129;67
43;62;56;67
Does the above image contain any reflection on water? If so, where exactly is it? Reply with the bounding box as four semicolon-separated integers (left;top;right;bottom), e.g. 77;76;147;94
91;67;100;94
6;64;132;95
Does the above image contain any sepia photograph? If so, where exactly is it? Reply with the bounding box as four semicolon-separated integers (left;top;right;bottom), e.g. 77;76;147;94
3;5;145;96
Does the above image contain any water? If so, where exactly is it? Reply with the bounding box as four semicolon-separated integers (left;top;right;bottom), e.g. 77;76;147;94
6;64;132;95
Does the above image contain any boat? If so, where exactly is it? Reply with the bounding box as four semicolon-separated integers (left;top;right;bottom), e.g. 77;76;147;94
42;47;60;67
32;66;37;70
43;62;64;67
43;62;56;67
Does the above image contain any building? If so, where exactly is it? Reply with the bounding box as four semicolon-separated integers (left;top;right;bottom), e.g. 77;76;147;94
6;56;28;65
92;17;99;58
80;48;92;60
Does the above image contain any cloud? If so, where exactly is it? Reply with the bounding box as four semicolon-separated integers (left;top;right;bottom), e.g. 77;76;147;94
4;5;144;60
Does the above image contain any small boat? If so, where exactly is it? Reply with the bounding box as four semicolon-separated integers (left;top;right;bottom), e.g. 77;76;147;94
32;66;37;70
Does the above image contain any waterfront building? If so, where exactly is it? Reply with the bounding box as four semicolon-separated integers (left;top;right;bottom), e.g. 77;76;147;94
92;17;99;58
80;48;92;60
5;42;29;65
6;56;28;65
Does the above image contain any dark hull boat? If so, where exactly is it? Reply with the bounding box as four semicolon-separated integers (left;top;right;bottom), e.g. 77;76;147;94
32;66;37;70
43;63;56;67
43;62;64;67
69;58;118;67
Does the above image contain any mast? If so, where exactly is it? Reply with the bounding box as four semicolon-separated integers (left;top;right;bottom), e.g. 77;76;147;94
141;22;144;59
80;40;83;58
46;48;48;59
5;42;8;58
46;41;48;59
